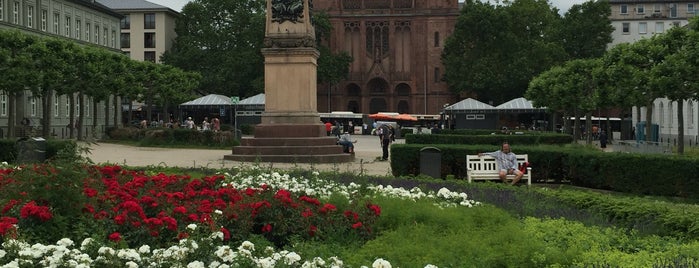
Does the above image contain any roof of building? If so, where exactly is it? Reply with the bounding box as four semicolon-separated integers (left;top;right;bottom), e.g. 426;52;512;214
239;93;265;105
180;94;231;106
496;97;546;110
96;0;176;13
444;98;495;111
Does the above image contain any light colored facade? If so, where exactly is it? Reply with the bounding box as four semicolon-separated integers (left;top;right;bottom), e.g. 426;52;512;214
97;0;178;63
0;0;122;139
609;0;699;145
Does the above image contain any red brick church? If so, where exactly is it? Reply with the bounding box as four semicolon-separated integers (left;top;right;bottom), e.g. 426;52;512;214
314;0;461;115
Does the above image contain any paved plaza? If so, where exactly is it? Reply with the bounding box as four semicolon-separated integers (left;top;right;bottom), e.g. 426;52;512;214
84;134;401;176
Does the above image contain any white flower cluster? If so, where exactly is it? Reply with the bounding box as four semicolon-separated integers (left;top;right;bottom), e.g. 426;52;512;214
220;169;481;209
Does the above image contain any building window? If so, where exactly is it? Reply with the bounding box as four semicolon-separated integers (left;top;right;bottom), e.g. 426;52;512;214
30;97;36;117
689;3;696;14
65;16;71;37
434;67;440;83
636;4;644;14
54;94;59;117
94;25;99;44
103;27;107;45
40;10;47;31
656;22;664;33
654;4;662;13
366;21;389;61
121;15;130;29
144;33;155;48
622;22;630;34
434;32;439;47
144;51;156;62
65;97;69;116
639;22;647;34
27;5;33;28
121;33;130;48
690;101;695;128
1;94;6;116
53;13;60;34
85;98;89;117
76;19;81;39
13;1;19;24
620;5;628;14
86;22;90;42
0;1;3;21
112;30;116;48
669;3;678;18
144;13;155;29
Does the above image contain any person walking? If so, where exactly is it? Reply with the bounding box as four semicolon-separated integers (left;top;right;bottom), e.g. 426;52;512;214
376;124;393;161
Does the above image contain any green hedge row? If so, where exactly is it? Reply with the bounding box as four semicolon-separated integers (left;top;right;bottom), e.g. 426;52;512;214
0;139;77;164
405;133;573;145
390;144;699;198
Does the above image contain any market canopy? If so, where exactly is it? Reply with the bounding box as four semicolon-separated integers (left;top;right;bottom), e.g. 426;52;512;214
444;98;495;111
180;94;232;106
495;97;547;112
238;93;265;105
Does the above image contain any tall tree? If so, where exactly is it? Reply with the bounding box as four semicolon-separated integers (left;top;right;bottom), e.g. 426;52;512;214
0;31;40;138
161;0;266;98
650;26;697;154
442;0;565;104
556;0;614;60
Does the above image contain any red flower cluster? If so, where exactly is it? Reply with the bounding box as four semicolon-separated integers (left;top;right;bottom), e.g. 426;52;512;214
19;201;53;222
0;164;382;248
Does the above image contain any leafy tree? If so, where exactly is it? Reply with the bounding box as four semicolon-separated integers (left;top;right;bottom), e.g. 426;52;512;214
650;26;697;154
314;11;352;111
556;0;614;60
161;0;266;98
0;30;41;138
442;0;565;104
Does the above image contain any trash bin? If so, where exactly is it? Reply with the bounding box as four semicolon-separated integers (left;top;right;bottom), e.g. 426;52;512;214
419;147;441;178
17;137;46;164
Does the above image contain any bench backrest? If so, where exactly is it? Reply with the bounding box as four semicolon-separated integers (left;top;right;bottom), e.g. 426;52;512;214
466;154;529;172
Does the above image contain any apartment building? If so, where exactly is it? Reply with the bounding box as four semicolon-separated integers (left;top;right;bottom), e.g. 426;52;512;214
609;0;699;144
0;0;122;139
96;0;178;63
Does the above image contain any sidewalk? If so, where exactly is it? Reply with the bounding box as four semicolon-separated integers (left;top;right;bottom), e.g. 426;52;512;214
83;135;401;176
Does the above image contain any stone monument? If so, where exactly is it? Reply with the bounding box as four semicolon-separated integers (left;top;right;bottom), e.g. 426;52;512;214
225;0;353;163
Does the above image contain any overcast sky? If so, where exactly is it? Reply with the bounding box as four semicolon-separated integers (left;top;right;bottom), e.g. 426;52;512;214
147;0;590;15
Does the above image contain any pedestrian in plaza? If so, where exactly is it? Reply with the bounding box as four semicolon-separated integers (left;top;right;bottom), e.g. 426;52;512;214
376;124;393;161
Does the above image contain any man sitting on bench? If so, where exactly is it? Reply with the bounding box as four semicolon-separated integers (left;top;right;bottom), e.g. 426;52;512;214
478;142;524;185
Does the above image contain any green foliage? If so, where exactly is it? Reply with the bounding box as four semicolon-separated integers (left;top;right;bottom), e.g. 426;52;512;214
0;139;77;164
405;133;573;145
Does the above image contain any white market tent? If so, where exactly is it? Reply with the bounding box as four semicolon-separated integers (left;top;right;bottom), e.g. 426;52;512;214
180;94;232;106
495;97;547;112
443;98;495;111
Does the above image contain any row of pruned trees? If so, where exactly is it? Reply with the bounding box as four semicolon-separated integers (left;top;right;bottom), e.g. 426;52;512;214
527;21;699;154
0;30;201;140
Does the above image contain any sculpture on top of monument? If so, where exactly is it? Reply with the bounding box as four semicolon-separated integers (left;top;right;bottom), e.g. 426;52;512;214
271;0;304;23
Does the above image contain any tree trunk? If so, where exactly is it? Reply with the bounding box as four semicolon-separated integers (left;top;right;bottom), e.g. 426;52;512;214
573;109;580;141
8;92;17;139
104;96;110;128
645;101;653;143
113;95;120;128
92;97;99;140
677;100;684;154
77;92;84;141
42;90;52;138
69;94;75;139
585;112;593;145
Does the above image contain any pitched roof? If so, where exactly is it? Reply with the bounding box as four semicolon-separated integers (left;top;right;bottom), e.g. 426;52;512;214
96;0;174;11
180;94;231;106
238;93;265;105
496;97;545;110
444;98;495;111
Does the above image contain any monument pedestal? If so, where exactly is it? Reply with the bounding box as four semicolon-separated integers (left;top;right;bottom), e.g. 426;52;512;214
224;22;353;162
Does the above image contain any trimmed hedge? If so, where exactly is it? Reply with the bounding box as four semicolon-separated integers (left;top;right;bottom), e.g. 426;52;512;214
0;138;77;164
405;133;573;145
390;143;699;198
106;127;239;147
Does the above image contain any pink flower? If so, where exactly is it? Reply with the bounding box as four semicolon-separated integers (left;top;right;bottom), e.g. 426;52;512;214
352;222;363;229
261;224;272;233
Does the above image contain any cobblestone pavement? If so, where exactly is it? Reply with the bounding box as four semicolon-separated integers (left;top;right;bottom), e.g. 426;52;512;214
83;134;402;176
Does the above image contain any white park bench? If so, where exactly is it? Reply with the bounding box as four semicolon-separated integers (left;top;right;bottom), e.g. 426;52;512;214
466;154;532;185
